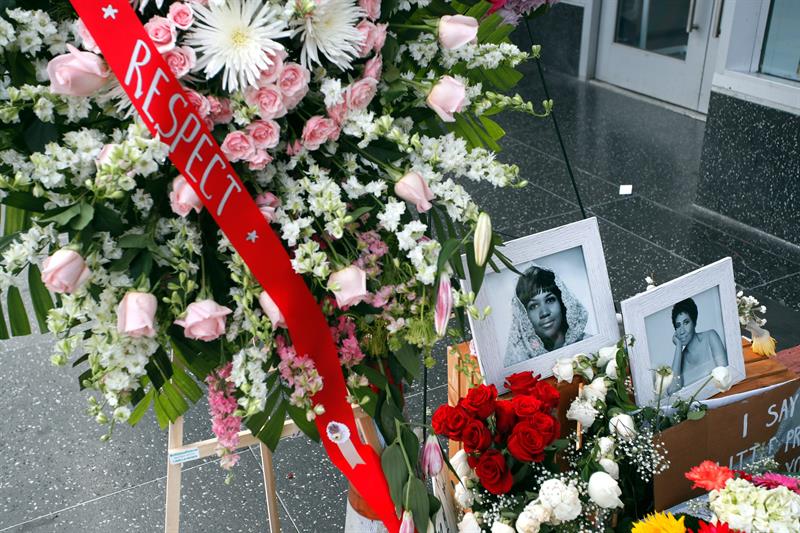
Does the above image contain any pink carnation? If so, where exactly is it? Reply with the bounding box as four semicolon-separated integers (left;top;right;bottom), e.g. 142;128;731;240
221;131;256;162
346;77;378;111
247;149;273;170
208;96;233;125
245;85;287;120
363;54;382;80
246;119;280;150
278;62;310;110
144;16;176;53
258;49;287;86
301;116;339;151
162;46;196;79
185;88;211;118
168;2;194;30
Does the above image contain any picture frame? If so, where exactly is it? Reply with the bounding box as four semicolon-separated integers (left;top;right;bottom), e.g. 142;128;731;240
620;257;745;407
463;217;620;393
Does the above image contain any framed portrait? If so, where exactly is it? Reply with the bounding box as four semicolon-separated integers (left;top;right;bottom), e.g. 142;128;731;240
620;257;745;407
463;217;619;393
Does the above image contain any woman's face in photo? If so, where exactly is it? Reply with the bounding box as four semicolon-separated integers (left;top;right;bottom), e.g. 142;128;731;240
526;290;563;341
673;312;696;345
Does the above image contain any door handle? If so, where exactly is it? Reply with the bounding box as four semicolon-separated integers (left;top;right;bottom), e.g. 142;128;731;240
712;0;725;38
686;0;699;33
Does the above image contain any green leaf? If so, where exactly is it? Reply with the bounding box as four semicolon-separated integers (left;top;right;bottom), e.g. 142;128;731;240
400;426;420;470
3;205;30;235
170;366;203;403
169;328;221;379
381;443;408;515
257;401;287;451
109;248;139;273
465;239;488;296
378;395;404;444
93;203;124;235
152;393;171;429
39;203;81;227
23;118;58;152
394;343;421;381
27;264;53;333
161;381;189;417
6;286;30;336
119;233;151;249
128;389;153;426
0;191;46;212
479;116;506;141
0;297;9;339
69;202;94;231
687;409;707;421
354;365;388;389
405;476;430;533
348;205;373;221
286;403;320;442
436;238;461;274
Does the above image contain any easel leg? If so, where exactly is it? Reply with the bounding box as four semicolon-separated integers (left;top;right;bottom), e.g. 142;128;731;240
259;443;282;533
165;416;184;533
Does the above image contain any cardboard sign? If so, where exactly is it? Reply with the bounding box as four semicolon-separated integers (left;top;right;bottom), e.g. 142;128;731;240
655;378;800;510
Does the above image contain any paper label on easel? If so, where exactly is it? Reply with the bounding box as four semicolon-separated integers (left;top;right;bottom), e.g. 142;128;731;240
169;448;200;465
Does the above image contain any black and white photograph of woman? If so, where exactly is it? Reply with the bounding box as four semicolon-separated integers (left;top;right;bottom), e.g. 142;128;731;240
665;297;728;394
498;245;599;367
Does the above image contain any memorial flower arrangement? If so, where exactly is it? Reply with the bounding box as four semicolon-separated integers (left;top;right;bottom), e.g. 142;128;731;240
0;0;554;527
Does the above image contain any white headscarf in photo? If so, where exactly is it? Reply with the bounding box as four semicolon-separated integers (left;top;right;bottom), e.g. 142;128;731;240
503;265;589;367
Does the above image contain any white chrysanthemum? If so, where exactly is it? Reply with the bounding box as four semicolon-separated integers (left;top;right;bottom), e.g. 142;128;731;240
294;0;364;70
187;0;291;92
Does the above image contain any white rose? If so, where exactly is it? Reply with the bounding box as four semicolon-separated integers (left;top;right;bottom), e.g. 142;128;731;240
596;345;617;368
538;479;582;523
608;413;637;439
458;511;481;533
711;366;733;392
515;511;542;533
597;436;615;459
574;354;594;381
454;482;474;509
606;358;619;380
490;521;516;533
451;449;475;481
588;471;624;509
582;377;608;404
566;398;598;431
553;357;574;383
599;458;620;480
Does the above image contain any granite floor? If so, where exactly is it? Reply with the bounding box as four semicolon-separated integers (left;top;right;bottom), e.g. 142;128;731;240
3;69;800;532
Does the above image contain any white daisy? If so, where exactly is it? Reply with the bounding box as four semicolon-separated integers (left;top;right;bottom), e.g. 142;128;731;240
186;0;291;92
293;0;364;71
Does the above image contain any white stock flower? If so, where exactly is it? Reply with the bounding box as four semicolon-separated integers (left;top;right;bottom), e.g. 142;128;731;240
588;471;624;509
187;0;291;92
566;398;598;431
608;413;637;440
552;357;574;383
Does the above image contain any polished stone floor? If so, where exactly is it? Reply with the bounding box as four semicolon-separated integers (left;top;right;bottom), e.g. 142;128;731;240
3;69;800;532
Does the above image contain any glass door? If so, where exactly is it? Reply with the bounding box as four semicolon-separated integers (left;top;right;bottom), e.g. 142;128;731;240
595;0;717;111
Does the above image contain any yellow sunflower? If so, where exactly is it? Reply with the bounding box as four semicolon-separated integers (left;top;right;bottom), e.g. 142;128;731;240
631;512;686;533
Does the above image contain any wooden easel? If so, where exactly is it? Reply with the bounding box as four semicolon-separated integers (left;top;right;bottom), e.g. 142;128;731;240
164;407;381;533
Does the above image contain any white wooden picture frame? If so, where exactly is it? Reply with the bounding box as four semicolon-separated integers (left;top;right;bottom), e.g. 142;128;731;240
463;217;619;393
620;257;745;407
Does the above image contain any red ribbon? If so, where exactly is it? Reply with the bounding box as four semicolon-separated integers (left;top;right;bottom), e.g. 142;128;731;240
69;2;399;530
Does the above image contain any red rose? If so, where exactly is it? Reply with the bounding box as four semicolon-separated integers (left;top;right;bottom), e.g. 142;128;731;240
504;371;540;396
507;421;547;463
533;381;560;411
467;454;479;469
494;400;517;436
462;419;492;453
460;384;497;419
529;412;560;444
431;404;470;440
512;395;543;418
475;449;513;494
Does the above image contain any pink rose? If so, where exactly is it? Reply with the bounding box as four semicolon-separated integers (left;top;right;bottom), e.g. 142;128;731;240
185;88;211;118
356;20;376;57
359;0;381;20
245;85;287;120
247;149;273;170
144;16;177;53
208;96;233;124
47;45;110;97
363;53;382;80
327;101;348;126
258;49;287;86
41;249;90;294
426;75;466;122
278;63;310;110
258;291;286;329
168;2;194;30
255;192;281;222
221;131;255;162
329;265;368;308
438;15;479;50
346;77;378;111
301;116;339;151
76;20;100;53
174;299;232;341
246;119;280;150
169;175;203;217
162;46;196;78
394;171;435;212
117;292;158;338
